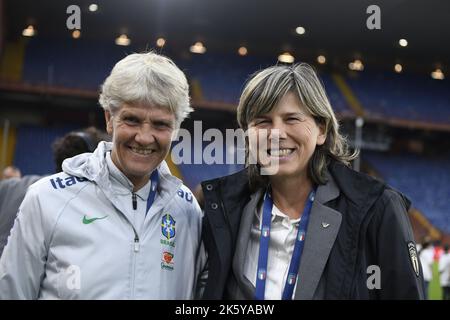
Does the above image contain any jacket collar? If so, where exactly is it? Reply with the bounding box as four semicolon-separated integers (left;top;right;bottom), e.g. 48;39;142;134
327;160;392;211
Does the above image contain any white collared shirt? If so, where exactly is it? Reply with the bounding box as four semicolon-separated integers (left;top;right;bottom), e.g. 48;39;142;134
243;203;301;300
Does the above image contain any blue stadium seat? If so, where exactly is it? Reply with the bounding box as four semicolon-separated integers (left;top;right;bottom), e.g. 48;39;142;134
22;38;133;90
21;41;352;115
13;125;77;175
172;139;244;189
346;71;450;124
363;151;450;233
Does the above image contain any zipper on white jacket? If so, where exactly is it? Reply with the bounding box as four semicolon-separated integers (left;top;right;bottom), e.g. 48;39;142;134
134;234;140;252
132;193;137;210
131;226;140;298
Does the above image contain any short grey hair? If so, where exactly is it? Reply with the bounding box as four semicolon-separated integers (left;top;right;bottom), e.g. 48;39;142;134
99;51;192;128
237;63;357;191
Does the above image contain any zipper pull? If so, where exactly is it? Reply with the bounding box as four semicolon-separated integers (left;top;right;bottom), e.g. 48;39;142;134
134;236;140;252
132;193;137;210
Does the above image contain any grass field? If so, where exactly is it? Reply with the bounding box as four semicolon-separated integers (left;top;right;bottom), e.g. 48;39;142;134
428;262;442;300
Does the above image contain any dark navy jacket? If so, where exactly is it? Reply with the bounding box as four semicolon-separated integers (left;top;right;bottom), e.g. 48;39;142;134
200;160;425;299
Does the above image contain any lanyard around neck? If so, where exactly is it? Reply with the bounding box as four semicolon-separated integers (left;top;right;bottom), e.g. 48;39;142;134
254;188;315;300
146;170;159;215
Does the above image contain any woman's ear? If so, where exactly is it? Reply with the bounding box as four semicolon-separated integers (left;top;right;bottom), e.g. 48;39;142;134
316;122;327;146
104;111;113;135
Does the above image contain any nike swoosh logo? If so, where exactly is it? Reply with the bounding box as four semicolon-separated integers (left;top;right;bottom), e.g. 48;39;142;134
83;215;108;224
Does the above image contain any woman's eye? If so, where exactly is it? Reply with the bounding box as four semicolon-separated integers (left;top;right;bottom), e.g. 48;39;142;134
124;117;139;125
154;121;173;130
287;116;304;122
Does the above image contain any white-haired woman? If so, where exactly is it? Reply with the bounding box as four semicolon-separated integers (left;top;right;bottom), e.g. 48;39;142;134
200;63;425;299
0;52;204;299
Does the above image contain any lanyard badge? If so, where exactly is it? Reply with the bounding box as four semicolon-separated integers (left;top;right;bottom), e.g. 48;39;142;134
255;188;315;300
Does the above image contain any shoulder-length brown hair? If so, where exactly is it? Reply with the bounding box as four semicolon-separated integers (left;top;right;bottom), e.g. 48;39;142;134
237;63;357;191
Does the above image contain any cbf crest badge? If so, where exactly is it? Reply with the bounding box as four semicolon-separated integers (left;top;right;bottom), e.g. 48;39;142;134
407;241;420;277
161;214;176;240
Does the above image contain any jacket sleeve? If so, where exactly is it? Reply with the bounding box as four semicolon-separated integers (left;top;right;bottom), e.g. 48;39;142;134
190;198;208;299
194;239;208;299
0;186;48;299
373;189;425;299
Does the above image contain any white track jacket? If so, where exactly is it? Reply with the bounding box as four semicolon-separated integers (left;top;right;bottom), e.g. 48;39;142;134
0;142;203;299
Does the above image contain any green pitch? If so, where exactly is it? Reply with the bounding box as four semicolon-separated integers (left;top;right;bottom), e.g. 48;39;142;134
428;262;442;300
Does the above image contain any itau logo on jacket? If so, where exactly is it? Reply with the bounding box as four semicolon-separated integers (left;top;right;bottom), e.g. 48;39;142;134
50;175;88;189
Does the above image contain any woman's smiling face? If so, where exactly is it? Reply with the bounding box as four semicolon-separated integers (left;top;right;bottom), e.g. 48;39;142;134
105;102;175;189
248;91;326;180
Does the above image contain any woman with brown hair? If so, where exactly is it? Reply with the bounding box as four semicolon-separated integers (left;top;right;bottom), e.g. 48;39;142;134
199;63;425;300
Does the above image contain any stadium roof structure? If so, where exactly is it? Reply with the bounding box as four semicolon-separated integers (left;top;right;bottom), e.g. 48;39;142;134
3;0;449;73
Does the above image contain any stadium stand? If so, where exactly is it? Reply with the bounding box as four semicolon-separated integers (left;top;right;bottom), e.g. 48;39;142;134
363;150;450;234
22;38;125;90
172;140;244;189
181;53;270;104
345;71;450;124
321;73;353;115
20;40;353;115
13;125;76;175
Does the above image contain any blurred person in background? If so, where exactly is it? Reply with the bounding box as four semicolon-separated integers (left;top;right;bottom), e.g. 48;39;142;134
438;244;450;300
1;166;21;180
0;127;108;258
52;127;110;173
0;52;204;299
419;239;434;299
433;240;444;261
200;63;425;300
